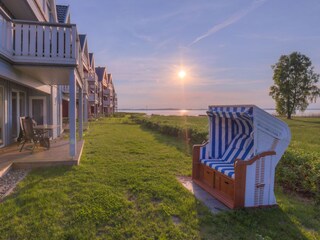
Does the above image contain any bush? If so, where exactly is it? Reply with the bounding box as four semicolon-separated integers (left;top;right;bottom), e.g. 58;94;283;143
131;114;208;144
276;149;320;201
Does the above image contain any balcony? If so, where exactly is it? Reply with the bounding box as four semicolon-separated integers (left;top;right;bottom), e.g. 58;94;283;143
89;94;98;103
0;14;78;66
61;85;69;93
84;72;97;82
103;89;110;96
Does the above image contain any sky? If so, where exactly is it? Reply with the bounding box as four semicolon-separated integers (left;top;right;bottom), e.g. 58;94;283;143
57;0;320;109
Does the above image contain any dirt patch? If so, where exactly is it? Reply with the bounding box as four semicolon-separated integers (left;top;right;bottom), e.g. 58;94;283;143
172;215;181;225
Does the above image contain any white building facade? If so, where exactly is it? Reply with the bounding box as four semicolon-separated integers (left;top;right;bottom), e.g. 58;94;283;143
0;0;84;157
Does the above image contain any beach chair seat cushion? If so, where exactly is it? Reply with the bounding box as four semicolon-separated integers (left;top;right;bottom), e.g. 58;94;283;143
200;159;235;178
200;134;254;178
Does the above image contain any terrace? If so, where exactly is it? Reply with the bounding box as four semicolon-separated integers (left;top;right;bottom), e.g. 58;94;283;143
0;138;84;177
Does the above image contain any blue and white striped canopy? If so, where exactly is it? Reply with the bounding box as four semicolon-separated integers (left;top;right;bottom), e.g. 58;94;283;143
206;106;254;160
207;106;253;121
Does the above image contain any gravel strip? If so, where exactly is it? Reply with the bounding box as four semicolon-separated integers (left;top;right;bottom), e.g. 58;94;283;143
0;169;29;199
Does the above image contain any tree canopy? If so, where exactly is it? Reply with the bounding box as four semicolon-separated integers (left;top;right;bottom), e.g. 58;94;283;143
269;52;320;119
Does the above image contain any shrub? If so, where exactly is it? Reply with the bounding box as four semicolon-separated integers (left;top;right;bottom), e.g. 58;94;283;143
276;149;320;200
130;114;208;144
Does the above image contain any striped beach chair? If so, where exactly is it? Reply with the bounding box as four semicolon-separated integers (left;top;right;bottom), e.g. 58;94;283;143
192;105;291;209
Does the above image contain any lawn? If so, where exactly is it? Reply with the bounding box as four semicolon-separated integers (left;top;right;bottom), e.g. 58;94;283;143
131;114;320;154
132;114;320;200
0;117;319;239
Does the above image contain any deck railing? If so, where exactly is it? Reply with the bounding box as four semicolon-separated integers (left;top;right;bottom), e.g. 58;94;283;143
84;72;97;82
103;89;110;96
0;13;78;65
89;94;98;102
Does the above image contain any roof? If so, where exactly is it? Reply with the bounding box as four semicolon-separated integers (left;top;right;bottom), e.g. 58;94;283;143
89;53;94;66
95;67;106;82
107;73;112;83
56;5;69;23
79;34;87;50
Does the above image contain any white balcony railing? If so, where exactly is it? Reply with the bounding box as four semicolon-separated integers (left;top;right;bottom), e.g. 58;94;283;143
84;72;97;82
103;89;110;96
0;13;78;65
61;85;69;93
89;94;98;103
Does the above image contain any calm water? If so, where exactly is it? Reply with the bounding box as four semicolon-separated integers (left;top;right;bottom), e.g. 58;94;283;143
120;109;320;117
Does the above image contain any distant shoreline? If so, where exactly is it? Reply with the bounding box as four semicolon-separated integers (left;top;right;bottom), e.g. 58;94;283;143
119;108;320;111
118;109;320;117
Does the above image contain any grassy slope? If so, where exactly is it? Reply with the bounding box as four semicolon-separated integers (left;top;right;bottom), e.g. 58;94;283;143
0;118;318;239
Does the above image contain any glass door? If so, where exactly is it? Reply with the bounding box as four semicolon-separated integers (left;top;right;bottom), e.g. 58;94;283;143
0;87;4;146
30;97;46;125
19;92;26;117
11;91;18;140
11;91;26;141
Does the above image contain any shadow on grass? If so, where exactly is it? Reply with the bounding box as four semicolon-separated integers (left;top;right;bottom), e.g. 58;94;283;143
138;125;310;239
139;125;192;155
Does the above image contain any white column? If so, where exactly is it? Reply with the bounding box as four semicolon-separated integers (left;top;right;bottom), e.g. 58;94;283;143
84;94;88;124
78;86;83;139
69;70;77;158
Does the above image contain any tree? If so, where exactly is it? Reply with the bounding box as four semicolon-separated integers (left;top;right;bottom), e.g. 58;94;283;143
270;52;320;119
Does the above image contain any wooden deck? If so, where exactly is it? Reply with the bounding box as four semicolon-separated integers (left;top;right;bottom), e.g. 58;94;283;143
0;139;84;176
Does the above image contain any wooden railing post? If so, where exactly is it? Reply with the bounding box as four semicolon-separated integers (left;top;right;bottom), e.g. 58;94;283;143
192;144;203;180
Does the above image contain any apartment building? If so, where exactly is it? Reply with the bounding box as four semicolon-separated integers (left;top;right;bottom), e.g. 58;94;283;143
0;0;117;157
0;0;82;157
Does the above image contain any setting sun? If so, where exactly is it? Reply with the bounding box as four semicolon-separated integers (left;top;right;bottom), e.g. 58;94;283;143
178;70;186;79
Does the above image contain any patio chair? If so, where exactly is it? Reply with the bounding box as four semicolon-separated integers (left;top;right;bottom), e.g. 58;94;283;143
192;105;291;209
19;117;50;152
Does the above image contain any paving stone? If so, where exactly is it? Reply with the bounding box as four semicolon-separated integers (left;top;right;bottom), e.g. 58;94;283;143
177;176;229;214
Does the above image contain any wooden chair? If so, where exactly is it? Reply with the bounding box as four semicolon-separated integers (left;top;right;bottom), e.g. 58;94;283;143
19;117;50;152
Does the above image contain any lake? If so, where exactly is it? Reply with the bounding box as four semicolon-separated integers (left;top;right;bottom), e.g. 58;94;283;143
119;109;320;117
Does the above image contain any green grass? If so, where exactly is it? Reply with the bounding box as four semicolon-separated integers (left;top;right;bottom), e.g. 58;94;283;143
0;117;319;239
132;114;320;199
281;117;320;154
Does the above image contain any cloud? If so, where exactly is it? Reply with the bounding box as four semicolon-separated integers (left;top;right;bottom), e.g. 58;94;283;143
190;0;267;46
238;33;320;42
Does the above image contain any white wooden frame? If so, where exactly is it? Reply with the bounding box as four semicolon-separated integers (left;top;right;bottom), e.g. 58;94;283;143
29;96;47;125
0;86;4;147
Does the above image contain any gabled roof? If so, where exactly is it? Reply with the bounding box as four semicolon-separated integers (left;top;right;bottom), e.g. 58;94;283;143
79;34;87;50
107;73;112;84
56;5;70;23
89;53;95;70
89;53;94;65
95;67;107;82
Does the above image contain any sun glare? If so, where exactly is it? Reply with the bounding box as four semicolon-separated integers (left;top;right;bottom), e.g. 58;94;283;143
178;70;186;79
